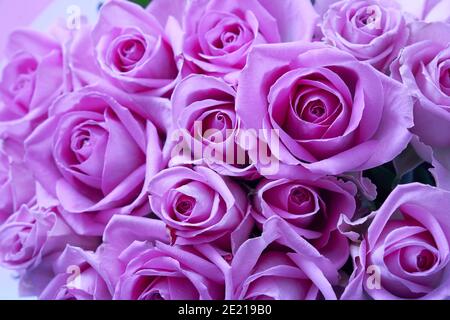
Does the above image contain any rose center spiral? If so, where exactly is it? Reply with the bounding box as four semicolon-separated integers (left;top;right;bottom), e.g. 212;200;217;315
113;36;147;72
175;195;196;216
416;249;436;272
289;187;312;206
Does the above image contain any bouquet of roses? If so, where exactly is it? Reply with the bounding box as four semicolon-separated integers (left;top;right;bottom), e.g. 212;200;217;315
0;0;449;300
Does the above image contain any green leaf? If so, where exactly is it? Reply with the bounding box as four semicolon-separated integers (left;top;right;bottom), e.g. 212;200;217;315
410;163;436;187
129;0;151;8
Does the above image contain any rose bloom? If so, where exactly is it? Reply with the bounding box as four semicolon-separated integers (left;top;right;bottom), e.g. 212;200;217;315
321;0;409;71
170;74;258;178
236;42;413;177
39;246;111;300
231;217;340;300
342;183;450;300
98;215;226;300
315;0;450;22
178;0;318;82
0;30;63;140
252;176;357;269
148;166;248;246
0;203;98;271
391;22;450;149
0;142;34;223
87;0;179;95
24;86;164;236
67;19;174;133
391;22;450;190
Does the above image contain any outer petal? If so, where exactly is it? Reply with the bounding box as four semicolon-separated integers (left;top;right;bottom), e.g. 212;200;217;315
146;0;188;27
257;0;318;42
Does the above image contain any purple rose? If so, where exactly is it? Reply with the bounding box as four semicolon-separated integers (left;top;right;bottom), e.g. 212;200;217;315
98;215;226;300
391;22;450;190
252;176;357;268
236;42;413;177
170;74;258;178
342;184;450;300
25;86;164;236
0;30;63;140
321;0;409;71
148;166;248;247
231;217;340;300
39;246;111;300
316;0;450;23
181;0;318;82
0;204;97;271
91;0;179;95
391;22;450;149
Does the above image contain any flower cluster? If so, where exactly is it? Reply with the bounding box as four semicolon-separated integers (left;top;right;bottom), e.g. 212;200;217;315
0;0;450;300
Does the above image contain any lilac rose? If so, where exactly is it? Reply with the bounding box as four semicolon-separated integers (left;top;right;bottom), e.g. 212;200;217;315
0;204;98;272
252;176;357;269
391;22;450;189
89;0;179;96
0;29;64;140
236;42;413;177
170;74;258;178
343;183;450;300
39;246;111;300
24;86;164;236
391;22;450;188
316;0;450;23
321;0;409;71
231;217;340;300
98;215;226;300
180;0;318;82
148;166;248;247
391;22;450;149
